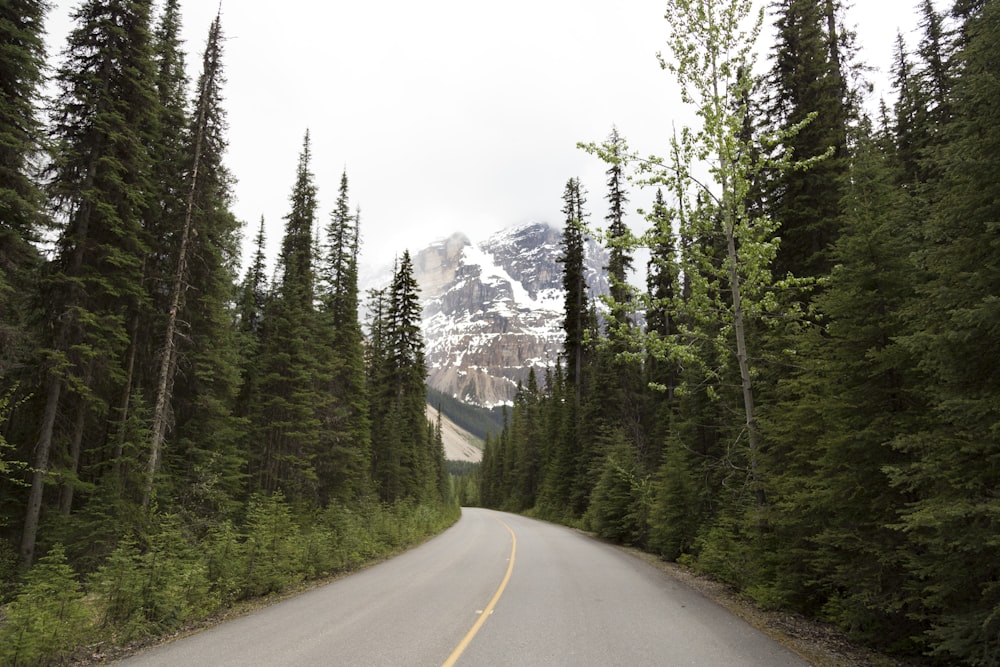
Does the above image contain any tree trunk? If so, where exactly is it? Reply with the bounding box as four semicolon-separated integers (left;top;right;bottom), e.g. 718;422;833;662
143;54;213;508
112;313;140;490
59;399;87;515
724;222;763;503
21;374;61;565
710;28;763;506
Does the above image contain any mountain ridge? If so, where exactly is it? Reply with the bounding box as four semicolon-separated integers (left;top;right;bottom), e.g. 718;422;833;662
410;221;608;408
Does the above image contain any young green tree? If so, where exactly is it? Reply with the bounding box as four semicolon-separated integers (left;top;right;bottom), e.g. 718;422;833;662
0;544;90;665
657;0;778;510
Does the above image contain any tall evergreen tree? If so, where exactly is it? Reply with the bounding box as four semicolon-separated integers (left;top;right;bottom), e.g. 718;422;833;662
365;284;399;501
250;132;323;501
158;14;246;518
766;0;851;282
22;0;159;565
642;188;680;472
594;126;645;475
558;177;588;394
369;252;437;502
760;119;926;645
892;3;1000;661
387;251;434;500
602;127;633;320
315;171;371;503
234;216;268;424
0;0;47;381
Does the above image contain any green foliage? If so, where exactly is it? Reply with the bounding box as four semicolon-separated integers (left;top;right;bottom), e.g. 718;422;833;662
202;520;245;607
766;0;851;281
89;517;214;642
584;438;650;546
648;436;702;560
0;545;90;666
242;492;304;597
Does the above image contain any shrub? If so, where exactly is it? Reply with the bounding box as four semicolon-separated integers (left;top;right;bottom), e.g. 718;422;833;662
0;544;91;666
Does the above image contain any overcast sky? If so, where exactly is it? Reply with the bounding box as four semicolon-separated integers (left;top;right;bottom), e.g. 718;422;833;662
43;0;927;273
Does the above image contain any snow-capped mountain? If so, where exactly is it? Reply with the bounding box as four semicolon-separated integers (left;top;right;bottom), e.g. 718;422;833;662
411;221;608;407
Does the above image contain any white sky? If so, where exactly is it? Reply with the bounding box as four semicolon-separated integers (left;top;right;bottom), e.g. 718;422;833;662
42;0;927;275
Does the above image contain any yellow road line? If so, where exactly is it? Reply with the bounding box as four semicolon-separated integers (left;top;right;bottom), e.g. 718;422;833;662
441;518;517;667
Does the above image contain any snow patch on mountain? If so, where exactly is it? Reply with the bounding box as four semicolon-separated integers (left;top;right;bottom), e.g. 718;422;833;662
364;221;608;408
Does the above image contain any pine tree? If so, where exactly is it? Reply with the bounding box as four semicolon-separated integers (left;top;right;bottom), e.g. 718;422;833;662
558;177;589;395
250;132;323;501
159;14;246;519
365;285;400;502
386;250;433;500
508;371;542;510
368;253;433;504
22;0;159;565
315;171;371;503
892;3;1000;661
641;188;680;471
238;217;269;339
0;0;47;382
235;217;268;435
760;120;926;646
593;126;646;476
602;127;633;320
0;544;90;665
766;0;851;283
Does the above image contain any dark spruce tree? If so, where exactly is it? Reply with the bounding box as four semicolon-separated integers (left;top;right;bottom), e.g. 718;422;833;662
641;188;680;473
558;177;588;394
892;3;1000;662
369;252;441;503
250;132;324;501
315;172;371;503
21;0;158;565
235;216;269;422
156;14;246;519
386;251;435;500
766;0;851;283
0;0;47;383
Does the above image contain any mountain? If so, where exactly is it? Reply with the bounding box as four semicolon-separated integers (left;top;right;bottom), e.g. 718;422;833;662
425;404;483;463
411;221;608;408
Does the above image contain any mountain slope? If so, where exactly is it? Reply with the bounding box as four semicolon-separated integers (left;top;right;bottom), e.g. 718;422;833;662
412;221;608;407
425;404;482;463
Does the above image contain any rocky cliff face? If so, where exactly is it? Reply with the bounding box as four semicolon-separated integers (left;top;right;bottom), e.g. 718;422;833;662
412;222;608;407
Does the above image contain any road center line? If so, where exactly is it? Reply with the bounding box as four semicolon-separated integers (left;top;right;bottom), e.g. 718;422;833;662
441;518;517;667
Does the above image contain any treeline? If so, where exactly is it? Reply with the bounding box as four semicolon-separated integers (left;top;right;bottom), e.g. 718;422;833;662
480;0;1000;665
0;1;451;661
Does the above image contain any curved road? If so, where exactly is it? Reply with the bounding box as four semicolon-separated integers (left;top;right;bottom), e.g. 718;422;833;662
118;508;809;666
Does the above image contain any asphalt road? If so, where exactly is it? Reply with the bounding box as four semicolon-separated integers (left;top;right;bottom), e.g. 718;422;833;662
117;508;810;666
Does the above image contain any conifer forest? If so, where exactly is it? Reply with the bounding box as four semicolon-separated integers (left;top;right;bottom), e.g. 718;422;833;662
1;0;998;665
